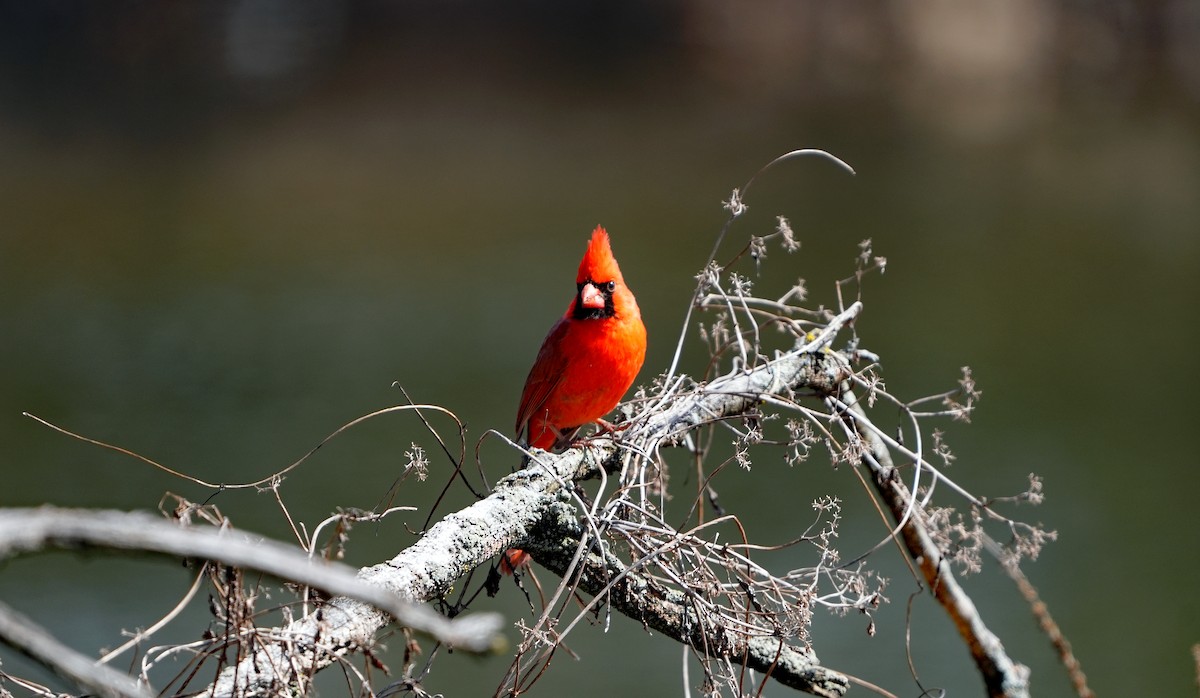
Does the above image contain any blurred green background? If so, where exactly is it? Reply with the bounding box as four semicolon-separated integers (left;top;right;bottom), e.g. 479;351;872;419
1;2;1197;696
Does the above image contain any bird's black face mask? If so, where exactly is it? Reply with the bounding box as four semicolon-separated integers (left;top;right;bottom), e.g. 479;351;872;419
573;279;616;320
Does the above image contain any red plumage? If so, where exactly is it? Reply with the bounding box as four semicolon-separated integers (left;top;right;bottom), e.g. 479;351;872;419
515;226;647;451
503;226;647;574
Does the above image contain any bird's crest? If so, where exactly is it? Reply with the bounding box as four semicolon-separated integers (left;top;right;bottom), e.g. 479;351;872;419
576;226;624;284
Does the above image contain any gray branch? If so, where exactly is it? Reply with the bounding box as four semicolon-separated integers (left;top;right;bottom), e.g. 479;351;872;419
0;598;152;698
6;299;1027;697
0;508;503;696
196;302;866;697
839;390;1032;697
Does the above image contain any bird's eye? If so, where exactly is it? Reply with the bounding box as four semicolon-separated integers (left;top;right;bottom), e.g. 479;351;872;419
605;281;616;293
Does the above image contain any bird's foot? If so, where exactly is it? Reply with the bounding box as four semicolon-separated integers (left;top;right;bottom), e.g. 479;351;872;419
595;418;632;435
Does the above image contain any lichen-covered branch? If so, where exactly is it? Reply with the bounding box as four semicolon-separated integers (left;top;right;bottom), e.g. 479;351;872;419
0;508;501;654
197;302;866;697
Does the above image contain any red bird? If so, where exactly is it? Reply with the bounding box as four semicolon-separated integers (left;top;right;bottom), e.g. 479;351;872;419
502;226;647;574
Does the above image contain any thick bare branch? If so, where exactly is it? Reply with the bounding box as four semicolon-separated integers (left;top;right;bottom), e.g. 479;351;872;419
196;302;866;697
838;390;1032;698
0;507;503;696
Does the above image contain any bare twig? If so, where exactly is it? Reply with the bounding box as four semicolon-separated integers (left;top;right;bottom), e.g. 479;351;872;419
97;566;207;665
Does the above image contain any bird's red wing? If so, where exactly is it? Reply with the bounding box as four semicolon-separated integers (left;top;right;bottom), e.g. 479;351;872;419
515;317;571;444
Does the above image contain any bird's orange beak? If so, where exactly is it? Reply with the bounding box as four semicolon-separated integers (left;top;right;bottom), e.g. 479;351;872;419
580;282;605;309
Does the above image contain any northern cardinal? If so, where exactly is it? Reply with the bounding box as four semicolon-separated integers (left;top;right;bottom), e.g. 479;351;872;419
502;226;647;574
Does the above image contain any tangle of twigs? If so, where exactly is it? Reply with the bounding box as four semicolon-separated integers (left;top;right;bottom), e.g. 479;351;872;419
4;150;1063;698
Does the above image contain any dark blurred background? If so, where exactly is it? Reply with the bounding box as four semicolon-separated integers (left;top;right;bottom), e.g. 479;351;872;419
1;1;1197;696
